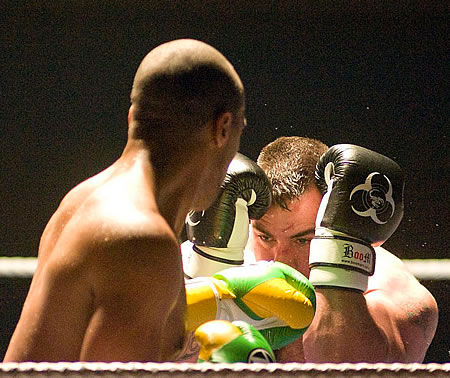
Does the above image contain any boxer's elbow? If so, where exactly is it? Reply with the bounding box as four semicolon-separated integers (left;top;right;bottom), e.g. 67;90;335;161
399;295;439;362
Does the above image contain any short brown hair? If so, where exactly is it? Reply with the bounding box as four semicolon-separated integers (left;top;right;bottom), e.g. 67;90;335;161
257;136;328;209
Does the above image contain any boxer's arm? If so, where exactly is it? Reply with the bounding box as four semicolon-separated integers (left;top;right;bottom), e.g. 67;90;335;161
302;247;438;363
81;236;186;362
300;144;437;363
366;247;438;361
303;287;401;362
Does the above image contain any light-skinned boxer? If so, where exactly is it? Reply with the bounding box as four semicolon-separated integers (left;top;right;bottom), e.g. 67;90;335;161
4;39;246;363
247;136;438;363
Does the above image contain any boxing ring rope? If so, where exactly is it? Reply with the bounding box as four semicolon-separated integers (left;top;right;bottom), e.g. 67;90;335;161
0;361;449;377
1;257;449;280
1;257;448;377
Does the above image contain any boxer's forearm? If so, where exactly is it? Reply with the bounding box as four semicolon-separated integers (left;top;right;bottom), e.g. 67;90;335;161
302;289;404;363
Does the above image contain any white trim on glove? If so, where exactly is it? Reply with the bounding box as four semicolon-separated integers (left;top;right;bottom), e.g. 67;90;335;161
309;227;375;292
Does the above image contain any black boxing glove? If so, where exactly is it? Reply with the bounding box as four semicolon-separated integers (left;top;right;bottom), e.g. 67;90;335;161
181;153;272;278
309;144;405;292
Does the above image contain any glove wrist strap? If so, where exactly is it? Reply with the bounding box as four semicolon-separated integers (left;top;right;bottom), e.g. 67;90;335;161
309;228;375;292
182;241;244;278
194;245;245;265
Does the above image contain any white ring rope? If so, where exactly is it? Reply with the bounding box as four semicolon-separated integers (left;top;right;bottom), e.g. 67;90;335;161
0;362;449;377
0;257;38;278
0;257;449;281
402;259;450;281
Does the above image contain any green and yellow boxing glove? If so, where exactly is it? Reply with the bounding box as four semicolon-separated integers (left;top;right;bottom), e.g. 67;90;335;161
195;320;275;363
185;260;316;350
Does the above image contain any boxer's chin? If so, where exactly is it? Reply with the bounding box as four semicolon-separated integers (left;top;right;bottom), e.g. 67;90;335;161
191;186;222;211
190;199;214;212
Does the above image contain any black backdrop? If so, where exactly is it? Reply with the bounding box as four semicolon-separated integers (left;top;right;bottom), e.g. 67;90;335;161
1;1;448;362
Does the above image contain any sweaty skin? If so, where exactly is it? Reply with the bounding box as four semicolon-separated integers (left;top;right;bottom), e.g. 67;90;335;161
4;39;246;363
248;185;438;363
4;157;186;362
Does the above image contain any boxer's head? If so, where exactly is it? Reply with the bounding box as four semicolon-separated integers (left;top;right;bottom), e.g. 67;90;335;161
129;38;244;140
248;137;328;276
128;39;246;209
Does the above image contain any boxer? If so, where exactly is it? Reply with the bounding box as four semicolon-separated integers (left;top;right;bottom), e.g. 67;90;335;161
247;137;438;362
4;39;245;362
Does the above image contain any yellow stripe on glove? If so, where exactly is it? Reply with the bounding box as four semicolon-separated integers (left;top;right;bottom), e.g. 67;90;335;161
185;261;316;350
241;277;315;329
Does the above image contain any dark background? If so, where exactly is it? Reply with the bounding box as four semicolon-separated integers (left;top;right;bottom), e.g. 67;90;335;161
1;1;448;362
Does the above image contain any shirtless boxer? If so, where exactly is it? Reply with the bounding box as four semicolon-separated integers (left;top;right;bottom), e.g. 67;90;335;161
4;39;246;362
247;136;438;363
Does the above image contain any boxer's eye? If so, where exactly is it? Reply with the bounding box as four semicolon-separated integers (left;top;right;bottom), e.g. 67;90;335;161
294;238;311;246
257;233;273;242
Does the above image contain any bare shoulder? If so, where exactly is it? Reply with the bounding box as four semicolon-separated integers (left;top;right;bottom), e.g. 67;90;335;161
366;247;438;361
369;247;435;302
50;179;184;298
89;205;183;292
78;204;186;361
18;172;187;361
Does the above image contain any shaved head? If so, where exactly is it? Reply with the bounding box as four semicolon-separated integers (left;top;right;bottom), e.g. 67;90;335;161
130;39;244;139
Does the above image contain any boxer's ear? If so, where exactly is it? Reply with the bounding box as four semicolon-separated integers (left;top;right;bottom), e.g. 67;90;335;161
128;105;135;125
210;111;233;148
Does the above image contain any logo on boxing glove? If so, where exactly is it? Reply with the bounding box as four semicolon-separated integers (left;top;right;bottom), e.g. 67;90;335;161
349;172;395;225
247;348;275;363
186;210;205;227
342;243;372;271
